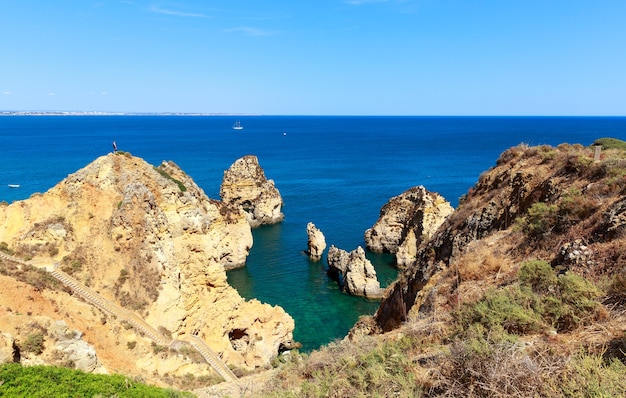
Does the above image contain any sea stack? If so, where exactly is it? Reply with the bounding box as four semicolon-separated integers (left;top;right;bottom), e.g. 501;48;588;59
327;246;384;299
220;155;285;227
306;222;326;261
365;186;453;267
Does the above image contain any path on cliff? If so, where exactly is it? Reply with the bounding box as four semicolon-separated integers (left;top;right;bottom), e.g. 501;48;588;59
0;251;238;382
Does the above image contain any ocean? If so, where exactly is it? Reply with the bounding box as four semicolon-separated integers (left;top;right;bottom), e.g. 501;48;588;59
1;115;625;351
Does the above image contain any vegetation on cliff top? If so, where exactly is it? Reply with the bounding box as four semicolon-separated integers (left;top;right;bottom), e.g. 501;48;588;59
253;139;626;397
259;259;626;397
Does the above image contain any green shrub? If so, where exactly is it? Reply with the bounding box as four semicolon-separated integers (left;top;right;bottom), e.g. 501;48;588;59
0;241;15;255
264;337;421;398
455;261;603;337
549;350;626;397
151;342;167;354
516;202;558;237
606;269;626;304
593;137;626;151
519;260;557;294
454;285;544;336
22;333;45;355
154;167;187;192
0;363;194;397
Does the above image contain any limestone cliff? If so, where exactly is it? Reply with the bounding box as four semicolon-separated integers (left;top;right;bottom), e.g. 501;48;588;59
0;153;295;387
372;143;626;332
364;186;453;268
220;155;284;228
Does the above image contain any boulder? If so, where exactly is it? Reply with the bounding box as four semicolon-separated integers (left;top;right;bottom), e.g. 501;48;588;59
220;155;284;227
306;222;326;261
49;320;105;373
365;186;453;265
0;333;18;364
327;246;383;299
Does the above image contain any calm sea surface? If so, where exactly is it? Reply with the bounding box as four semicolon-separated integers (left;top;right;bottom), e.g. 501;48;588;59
1;116;625;350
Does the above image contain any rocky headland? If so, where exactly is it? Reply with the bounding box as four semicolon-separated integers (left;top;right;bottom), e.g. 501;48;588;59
0;152;295;388
370;143;625;334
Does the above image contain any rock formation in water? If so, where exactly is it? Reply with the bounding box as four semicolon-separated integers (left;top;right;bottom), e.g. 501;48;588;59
364;186;453;268
306;222;326;261
0;153;295;386
220;155;284;227
327;246;383;299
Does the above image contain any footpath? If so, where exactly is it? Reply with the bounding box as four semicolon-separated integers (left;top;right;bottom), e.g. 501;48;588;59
0;251;237;382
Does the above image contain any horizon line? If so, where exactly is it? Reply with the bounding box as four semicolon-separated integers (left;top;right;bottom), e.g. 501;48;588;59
1;111;625;118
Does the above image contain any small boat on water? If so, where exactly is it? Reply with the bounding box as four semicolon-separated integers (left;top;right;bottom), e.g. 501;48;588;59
232;121;244;130
8;184;20;188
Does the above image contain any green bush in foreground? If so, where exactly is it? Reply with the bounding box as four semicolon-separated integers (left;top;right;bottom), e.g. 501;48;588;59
454;260;603;340
263;336;422;398
0;363;195;398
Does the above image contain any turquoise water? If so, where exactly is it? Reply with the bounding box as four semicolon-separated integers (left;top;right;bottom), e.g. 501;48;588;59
1;116;625;351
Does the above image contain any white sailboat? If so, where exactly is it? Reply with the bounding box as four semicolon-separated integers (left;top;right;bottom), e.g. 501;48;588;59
232;121;243;130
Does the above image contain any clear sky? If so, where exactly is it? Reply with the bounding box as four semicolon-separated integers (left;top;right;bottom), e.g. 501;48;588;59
1;1;625;115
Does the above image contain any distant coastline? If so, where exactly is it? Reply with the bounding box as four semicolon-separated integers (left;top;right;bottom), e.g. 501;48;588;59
0;111;253;116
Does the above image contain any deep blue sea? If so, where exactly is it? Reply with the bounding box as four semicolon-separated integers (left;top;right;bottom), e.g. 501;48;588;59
1;116;625;351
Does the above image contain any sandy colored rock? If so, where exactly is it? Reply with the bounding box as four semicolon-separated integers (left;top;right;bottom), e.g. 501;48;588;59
0;153;295;385
327;246;383;299
0;332;17;364
364;186;453;267
220;155;284;227
306;222;326;261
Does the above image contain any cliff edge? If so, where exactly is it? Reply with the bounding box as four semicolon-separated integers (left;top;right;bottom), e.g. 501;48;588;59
0;152;295;388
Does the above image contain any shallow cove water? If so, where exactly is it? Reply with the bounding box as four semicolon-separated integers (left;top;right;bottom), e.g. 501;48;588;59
1;115;625;351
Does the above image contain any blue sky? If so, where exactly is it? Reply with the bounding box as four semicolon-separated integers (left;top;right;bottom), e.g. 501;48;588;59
1;1;625;115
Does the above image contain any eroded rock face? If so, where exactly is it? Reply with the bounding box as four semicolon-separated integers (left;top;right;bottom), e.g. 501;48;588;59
0;153;295;376
49;320;105;373
373;144;626;333
220;155;284;227
327;246;383;299
0;333;17;365
306;222;326;261
364;186;453;266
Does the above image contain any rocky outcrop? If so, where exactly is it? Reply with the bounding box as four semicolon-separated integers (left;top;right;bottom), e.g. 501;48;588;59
373;143;626;333
0;333;18;364
327;246;383;299
364;186;453;267
0;153;295;381
306;222;326;261
552;239;595;272
220;155;284;227
49;320;105;373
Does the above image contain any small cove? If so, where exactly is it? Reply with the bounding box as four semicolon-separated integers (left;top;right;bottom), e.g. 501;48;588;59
2;115;625;351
